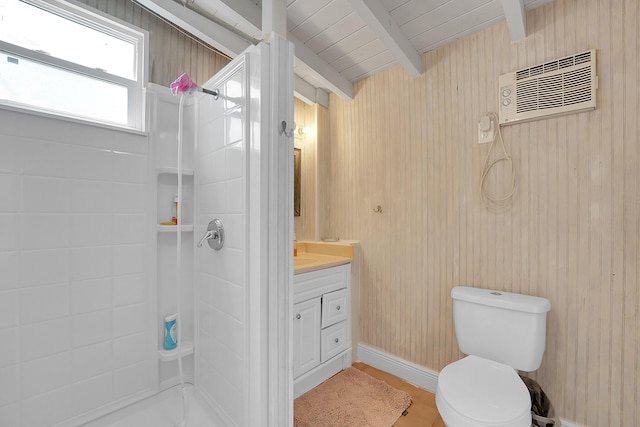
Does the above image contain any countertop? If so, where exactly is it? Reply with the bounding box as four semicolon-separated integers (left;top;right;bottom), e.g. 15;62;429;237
293;241;354;274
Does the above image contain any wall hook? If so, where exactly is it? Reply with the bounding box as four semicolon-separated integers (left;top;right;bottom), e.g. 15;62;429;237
373;205;383;213
280;120;295;137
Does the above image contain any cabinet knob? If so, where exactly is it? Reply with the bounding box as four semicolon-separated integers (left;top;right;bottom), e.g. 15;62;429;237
296;314;301;320
334;338;339;343
336;305;341;310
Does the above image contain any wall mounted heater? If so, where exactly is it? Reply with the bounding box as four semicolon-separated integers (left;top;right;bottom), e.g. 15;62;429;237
498;49;597;125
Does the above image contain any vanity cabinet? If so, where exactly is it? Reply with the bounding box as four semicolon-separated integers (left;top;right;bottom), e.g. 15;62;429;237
293;298;321;377
293;263;351;398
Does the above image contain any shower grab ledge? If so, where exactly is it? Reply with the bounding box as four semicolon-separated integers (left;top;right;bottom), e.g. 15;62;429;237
157;224;194;232
157;167;194;176
158;340;194;362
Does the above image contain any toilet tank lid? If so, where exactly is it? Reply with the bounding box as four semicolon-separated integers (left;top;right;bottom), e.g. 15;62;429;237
452;286;551;314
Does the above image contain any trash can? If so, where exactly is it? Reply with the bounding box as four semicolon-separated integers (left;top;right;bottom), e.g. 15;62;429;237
519;374;559;427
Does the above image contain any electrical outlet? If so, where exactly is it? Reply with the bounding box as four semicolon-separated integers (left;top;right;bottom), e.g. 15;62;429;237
478;116;494;144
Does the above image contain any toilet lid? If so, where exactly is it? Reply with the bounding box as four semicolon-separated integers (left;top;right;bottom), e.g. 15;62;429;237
438;355;530;424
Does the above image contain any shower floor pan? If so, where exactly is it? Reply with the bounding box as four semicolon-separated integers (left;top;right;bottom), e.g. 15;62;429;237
81;384;221;427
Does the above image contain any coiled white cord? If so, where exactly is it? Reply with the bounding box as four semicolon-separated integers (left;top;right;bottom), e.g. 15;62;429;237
479;113;517;210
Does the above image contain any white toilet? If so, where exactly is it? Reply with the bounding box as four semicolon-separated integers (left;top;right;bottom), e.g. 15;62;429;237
435;286;551;427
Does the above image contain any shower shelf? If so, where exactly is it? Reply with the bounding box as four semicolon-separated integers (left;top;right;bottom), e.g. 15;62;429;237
158;340;194;362
156;224;194;232
157;167;194;176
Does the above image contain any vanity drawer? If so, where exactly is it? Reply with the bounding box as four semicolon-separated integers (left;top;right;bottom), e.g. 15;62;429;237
321;289;348;328
294;264;350;303
320;321;349;363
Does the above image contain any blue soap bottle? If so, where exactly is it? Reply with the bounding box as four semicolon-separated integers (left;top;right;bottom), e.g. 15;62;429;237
164;314;177;350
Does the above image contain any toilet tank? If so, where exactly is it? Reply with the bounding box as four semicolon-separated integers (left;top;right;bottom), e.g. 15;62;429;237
452;286;551;372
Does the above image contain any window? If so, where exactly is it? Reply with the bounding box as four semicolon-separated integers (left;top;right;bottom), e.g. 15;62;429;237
0;0;147;130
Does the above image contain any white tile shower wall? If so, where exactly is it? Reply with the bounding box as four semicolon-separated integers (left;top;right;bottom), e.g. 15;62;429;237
150;86;197;389
196;64;247;427
0;109;154;427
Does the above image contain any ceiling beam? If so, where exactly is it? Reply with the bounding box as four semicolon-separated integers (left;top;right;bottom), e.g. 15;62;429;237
215;0;262;39
262;0;287;38
288;34;353;100
501;0;527;41
179;0;354;101
294;75;318;106
347;0;422;78
135;0;250;58
294;76;329;107
140;0;353;101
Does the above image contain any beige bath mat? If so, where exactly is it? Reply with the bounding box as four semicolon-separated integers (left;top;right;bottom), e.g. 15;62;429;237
294;367;412;427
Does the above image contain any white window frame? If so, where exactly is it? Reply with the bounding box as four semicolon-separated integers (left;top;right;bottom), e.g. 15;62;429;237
0;0;148;131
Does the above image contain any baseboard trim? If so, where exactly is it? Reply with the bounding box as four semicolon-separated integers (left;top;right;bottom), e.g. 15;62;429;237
356;343;439;393
357;343;581;427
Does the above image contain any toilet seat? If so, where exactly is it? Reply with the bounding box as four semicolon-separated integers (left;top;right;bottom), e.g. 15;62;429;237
436;355;531;427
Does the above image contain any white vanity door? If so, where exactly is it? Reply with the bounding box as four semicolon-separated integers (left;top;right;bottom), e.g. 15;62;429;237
293;297;321;377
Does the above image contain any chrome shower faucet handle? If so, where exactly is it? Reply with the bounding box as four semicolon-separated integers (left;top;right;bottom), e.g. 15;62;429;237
197;219;224;250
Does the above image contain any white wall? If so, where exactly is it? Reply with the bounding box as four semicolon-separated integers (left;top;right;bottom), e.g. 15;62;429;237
148;85;197;389
0;109;155;427
195;55;248;427
0;36;293;427
191;37;295;427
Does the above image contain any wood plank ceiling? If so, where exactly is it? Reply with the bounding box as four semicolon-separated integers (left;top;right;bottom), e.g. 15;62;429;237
165;0;556;104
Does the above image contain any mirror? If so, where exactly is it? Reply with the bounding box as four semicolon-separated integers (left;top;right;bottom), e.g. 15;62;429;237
294;148;301;216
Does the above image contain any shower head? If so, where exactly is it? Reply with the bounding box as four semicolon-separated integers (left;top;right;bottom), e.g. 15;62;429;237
170;73;219;99
170;73;197;94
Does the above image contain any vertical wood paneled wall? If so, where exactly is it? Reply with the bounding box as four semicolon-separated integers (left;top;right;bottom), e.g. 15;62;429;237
322;0;639;425
78;0;230;87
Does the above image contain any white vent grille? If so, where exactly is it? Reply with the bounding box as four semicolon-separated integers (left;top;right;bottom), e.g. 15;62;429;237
498;50;597;125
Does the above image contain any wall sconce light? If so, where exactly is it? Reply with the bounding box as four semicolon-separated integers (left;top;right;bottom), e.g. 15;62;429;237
294;124;310;139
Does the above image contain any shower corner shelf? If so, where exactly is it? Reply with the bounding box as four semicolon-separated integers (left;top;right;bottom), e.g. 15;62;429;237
158;340;194;362
157;167;194;176
157;224;194;232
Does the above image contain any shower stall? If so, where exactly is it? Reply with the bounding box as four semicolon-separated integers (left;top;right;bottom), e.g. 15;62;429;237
0;37;293;427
